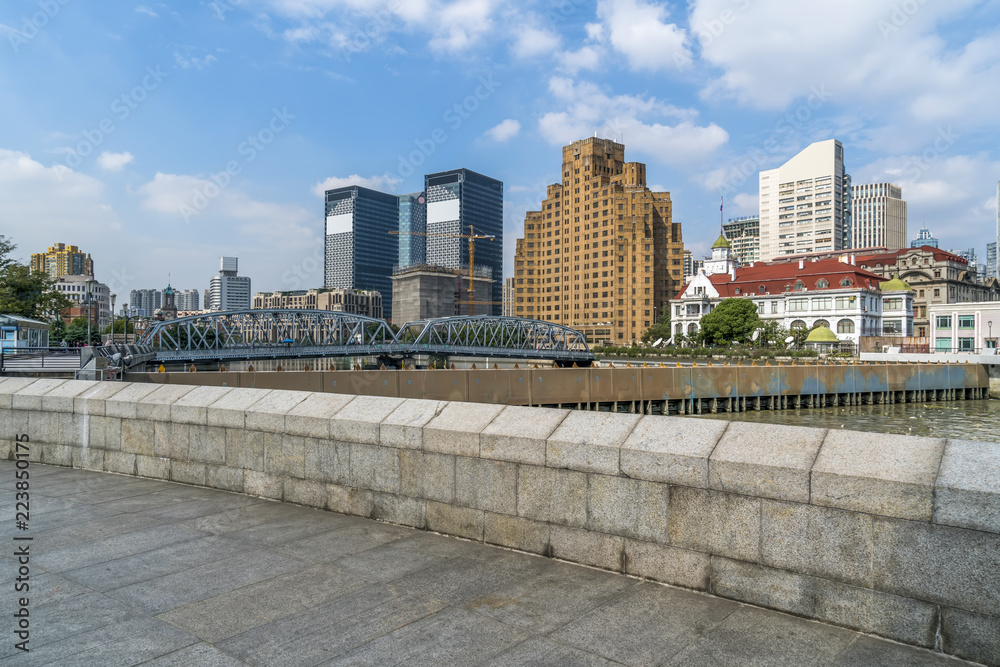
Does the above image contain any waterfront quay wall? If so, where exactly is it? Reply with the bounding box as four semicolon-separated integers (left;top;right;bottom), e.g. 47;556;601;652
123;362;990;415
862;352;1000;398
2;377;998;665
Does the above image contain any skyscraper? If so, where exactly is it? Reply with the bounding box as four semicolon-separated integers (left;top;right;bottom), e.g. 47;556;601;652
512;137;684;344
324;185;399;316
208;257;251;311
397;191;426;270
721;215;760;266
851;182;907;250
911;226;939;248
424;169;504;314
129;289;161;317
30;243;93;278
987;242;997;282
758;139;851;262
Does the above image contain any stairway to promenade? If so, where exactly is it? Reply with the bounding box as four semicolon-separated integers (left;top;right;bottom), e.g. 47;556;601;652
0;462;981;667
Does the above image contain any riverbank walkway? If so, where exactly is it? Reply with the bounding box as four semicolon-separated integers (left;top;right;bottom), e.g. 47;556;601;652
0;461;979;666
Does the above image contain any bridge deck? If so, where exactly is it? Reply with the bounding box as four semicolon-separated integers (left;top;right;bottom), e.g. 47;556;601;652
0;462;974;666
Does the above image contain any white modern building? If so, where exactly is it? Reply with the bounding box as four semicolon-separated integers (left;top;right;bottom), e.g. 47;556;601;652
673;240;912;346
759;139;851;262
851;182;907;251
207;257;251;311
54;275;111;331
928;301;1000;352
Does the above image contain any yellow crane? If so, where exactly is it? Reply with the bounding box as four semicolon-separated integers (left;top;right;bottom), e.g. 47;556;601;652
390;226;497;316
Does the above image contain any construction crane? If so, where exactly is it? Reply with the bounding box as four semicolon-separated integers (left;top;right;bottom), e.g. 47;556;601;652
390;226;496;316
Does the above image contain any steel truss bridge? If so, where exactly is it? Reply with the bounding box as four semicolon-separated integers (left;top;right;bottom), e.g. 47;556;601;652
135;311;593;364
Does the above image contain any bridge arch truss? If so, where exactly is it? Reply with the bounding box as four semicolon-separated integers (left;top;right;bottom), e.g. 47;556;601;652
398;316;591;361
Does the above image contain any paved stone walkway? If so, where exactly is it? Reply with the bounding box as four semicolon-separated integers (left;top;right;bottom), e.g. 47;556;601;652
0;461;979;666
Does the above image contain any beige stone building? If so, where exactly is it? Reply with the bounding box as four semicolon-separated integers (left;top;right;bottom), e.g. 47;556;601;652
512;137;684;345
252;288;382;320
389;264;493;323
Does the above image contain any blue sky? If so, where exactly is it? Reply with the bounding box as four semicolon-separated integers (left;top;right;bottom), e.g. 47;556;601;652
1;0;998;301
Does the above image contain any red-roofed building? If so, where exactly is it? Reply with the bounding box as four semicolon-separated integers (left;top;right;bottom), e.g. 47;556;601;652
674;254;914;345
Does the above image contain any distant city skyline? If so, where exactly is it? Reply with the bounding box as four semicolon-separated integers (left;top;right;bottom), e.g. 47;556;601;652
2;1;998;298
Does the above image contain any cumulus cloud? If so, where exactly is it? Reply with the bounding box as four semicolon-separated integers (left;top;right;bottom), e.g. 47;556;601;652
97;151;134;171
595;0;691;71
173;52;219;70
482;119;521;143
511;26;561;59
311;173;401;196
537;77;728;166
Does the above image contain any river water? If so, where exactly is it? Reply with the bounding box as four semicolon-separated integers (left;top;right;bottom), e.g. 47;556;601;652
697;399;1000;443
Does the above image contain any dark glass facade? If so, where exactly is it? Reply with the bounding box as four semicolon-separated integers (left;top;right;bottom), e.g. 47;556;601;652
397;192;427;269
424;169;504;315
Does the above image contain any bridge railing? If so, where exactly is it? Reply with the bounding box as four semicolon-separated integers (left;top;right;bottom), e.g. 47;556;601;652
0;347;82;373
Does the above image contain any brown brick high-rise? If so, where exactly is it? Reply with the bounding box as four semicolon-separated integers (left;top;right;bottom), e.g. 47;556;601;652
513;137;684;345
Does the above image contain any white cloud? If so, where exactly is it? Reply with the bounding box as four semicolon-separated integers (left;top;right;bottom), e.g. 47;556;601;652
596;0;691;71
135;5;159;18
311;174;401;196
173;52;219;70
97;151;134;172
537;77;728;166
511;25;561;59
482;119;521;143
555;45;604;75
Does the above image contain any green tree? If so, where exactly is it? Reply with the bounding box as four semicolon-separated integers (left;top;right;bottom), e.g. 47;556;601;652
699;298;760;346
49;319;67;344
0;236;72;321
757;320;790;349
63;317;101;346
641;307;672;345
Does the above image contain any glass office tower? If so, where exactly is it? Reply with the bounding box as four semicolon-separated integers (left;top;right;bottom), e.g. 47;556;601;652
324;185;399;317
397;192;427;270
424;169;504;315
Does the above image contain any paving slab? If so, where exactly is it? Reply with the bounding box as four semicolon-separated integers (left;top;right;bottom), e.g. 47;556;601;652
0;461;984;667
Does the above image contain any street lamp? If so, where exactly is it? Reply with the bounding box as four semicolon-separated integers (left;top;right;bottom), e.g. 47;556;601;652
989;320;994;349
85;279;95;347
110;293;116;345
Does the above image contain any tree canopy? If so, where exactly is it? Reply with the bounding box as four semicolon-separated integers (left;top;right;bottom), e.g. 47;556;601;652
641;307;671;345
698;298;760;346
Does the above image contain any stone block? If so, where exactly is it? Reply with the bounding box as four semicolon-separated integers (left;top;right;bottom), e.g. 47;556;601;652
349;443;400;494
811;430;945;521
549;525;623;571
480;405;569;465
455;458;517;514
485;513;549;554
121;419;154;456
284;478;327;509
171;460;207;486
11;378;67;411
39;380;94;413
372;492;425;528
206;387;271;429
245;390;309;433
136;455;170;480
934;439;1000;533
0;410;28;444
303;439;350;485
27;410;59;445
59;412;90;448
244;469;283;500
104;383;160;419
326;483;373;517
623;540;710;590
710;557;814;616
399;450;455;503
285;393;354;439
138;384;197;421
516;465;587;528
941;607;1000;667
547;411;640;475
41;444;73;467
206;465;244;493
154;422;190;460
425;501;484;541
761;500;873;587
73;381;128;417
423;401;505;457
0;378;42;408
588;474;668;543
813;578;937;648
710;423;826;502
88;416;122;452
264;433;307;478
170;386;234;425
225;428;264;471
73;447;105;471
620;416;726;488
379;399;445;450
330;395;404;445
186;424;226;465
103;451;137;475
668;487;761;562
872;516;1000;617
